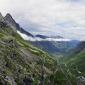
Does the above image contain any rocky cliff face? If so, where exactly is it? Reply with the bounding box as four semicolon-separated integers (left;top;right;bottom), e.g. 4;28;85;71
4;13;33;37
4;13;17;27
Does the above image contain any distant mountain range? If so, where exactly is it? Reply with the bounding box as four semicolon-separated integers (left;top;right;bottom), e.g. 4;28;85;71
0;12;85;84
64;41;85;78
0;12;81;56
2;13;80;56
35;34;63;39
0;12;60;85
35;34;49;39
3;13;64;41
30;40;79;56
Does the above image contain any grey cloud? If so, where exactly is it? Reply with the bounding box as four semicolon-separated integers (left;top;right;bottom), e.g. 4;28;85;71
0;0;85;40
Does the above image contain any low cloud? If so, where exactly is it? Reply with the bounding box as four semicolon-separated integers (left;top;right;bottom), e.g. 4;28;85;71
0;0;85;40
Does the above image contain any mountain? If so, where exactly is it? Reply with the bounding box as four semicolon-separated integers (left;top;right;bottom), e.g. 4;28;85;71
35;34;49;39
30;40;79;56
64;41;85;58
4;13;33;37
31;41;61;55
35;34;63;39
17;28;79;56
72;41;85;54
0;13;56;85
49;35;63;39
0;13;79;85
62;41;85;80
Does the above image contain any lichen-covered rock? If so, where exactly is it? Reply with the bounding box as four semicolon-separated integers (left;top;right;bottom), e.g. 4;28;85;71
5;76;17;85
77;76;85;85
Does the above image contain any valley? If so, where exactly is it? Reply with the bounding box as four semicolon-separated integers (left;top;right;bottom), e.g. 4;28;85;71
0;12;85;85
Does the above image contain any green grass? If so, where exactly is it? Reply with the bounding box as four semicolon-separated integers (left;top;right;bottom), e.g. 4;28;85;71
0;22;80;85
0;25;58;84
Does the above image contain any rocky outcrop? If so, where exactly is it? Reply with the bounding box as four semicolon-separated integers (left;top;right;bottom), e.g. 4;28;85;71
22;75;34;85
4;13;33;37
77;76;85;85
0;21;7;28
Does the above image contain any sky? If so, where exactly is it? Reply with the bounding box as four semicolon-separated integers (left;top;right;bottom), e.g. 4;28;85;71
0;0;85;40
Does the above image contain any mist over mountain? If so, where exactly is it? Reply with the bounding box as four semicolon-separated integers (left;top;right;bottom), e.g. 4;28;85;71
0;12;58;85
4;13;80;56
0;12;85;85
0;0;85;84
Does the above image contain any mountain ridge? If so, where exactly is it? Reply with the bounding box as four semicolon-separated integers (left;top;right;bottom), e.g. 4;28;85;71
4;13;33;37
0;12;58;85
0;12;83;85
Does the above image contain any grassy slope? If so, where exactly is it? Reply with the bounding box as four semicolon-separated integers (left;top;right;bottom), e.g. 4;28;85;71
60;48;85;85
0;21;78;85
0;25;56;84
67;50;85;75
58;44;85;85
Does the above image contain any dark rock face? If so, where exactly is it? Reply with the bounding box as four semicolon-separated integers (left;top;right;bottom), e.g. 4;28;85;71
35;35;49;39
0;21;7;28
0;13;7;28
4;13;17;28
19;27;34;37
4;13;33;37
22;75;33;85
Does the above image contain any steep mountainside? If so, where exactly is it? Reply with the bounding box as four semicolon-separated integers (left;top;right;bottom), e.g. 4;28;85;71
65;41;85;59
4;13;33;37
71;41;85;54
5;14;79;57
0;13;78;85
63;41;85;80
0;14;55;85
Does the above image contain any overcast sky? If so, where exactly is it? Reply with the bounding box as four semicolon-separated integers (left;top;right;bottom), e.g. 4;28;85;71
0;0;85;40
